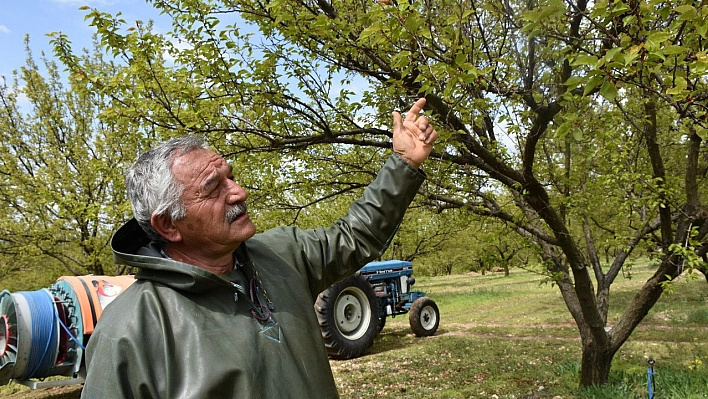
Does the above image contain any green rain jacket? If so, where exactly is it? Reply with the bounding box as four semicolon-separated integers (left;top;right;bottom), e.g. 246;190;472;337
80;154;425;399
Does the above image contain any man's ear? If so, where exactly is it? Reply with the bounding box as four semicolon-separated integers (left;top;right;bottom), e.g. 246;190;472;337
151;213;182;243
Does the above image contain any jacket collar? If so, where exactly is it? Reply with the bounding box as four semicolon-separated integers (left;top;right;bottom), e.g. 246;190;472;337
111;218;242;293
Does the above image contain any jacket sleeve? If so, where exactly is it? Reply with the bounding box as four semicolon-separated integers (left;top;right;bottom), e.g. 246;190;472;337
254;153;426;297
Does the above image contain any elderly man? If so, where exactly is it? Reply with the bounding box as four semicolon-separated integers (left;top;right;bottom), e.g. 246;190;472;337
81;98;437;399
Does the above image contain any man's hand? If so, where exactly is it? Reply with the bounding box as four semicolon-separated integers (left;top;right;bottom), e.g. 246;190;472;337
392;98;438;169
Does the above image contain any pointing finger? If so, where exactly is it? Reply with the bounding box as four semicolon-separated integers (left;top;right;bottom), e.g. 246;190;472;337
405;98;427;122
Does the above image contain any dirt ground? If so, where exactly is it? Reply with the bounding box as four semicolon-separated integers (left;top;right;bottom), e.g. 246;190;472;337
3;385;82;399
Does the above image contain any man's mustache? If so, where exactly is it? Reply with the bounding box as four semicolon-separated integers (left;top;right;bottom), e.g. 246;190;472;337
226;202;248;223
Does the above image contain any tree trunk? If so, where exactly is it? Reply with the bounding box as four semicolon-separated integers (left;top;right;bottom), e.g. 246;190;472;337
554;263;615;387
579;336;614;386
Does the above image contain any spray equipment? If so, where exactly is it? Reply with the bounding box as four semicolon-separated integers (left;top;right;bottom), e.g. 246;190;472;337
647;358;656;399
0;276;135;389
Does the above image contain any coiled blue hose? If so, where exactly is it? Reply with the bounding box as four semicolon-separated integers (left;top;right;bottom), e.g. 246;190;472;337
18;290;58;380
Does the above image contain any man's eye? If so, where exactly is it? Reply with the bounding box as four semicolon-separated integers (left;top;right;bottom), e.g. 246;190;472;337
206;188;219;198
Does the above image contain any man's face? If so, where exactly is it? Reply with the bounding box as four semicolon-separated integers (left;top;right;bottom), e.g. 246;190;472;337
169;148;256;259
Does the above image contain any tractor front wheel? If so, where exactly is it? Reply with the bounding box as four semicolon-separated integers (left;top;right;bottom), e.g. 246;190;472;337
409;297;440;337
376;314;386;335
316;273;378;359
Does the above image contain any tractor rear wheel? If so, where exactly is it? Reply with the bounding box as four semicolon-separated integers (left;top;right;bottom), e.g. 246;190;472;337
315;273;378;359
409;297;440;337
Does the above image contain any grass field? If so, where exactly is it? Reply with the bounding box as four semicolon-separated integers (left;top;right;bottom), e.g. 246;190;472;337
3;261;708;398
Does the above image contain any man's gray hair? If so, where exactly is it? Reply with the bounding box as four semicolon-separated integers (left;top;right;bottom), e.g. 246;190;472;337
125;135;209;242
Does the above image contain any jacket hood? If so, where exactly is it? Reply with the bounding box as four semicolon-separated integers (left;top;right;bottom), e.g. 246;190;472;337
111;218;236;293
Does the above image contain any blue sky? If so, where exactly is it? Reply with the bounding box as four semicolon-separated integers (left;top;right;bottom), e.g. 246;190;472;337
0;0;370;117
0;0;166;79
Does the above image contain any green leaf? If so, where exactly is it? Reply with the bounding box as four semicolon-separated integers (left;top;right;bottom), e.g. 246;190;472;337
538;5;564;20
572;54;599;67
563;76;584;90
556;121;570;138
604;47;623;62
662;45;687;56
599;81;618;102
405;15;423;32
455;52;466;66
622;51;640;66
690;53;708;74
358;26;377;43
462;70;478;84
674;5;696;14
648;50;666;61
572;129;583;141
583;74;605;96
610;2;630;15
666;76;687;95
699;22;708;38
676;7;697;21
646;32;673;45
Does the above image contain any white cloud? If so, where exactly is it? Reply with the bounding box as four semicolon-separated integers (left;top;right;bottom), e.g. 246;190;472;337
161;37;193;63
0;25;10;34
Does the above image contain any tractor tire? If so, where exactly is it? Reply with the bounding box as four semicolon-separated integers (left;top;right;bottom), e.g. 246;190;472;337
315;273;378;359
409;297;440;337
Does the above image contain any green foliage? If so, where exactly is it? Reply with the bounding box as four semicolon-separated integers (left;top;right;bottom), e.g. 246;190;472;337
414;215;533;276
0;258;67;292
0;38;138;280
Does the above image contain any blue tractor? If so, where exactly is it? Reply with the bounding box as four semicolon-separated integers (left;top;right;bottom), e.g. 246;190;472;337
315;260;440;359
